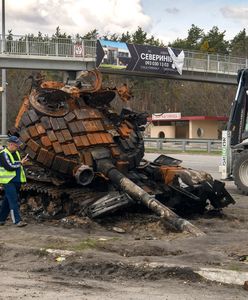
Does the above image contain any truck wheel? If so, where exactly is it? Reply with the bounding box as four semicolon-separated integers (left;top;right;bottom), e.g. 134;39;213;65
233;150;248;195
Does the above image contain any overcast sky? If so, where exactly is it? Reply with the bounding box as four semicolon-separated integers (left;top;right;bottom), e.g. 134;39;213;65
2;0;248;44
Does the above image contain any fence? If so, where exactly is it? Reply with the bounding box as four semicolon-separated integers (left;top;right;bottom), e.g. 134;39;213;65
183;50;248;76
144;138;221;153
0;35;96;59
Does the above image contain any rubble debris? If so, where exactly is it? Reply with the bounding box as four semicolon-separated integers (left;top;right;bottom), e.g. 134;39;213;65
112;226;126;234
7;68;235;233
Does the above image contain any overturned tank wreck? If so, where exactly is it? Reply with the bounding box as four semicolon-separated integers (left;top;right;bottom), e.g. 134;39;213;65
11;70;234;235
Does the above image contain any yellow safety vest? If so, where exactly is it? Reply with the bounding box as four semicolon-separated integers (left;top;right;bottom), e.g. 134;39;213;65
0;148;26;184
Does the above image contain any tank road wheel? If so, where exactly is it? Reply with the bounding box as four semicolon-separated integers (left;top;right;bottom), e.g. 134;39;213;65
233;150;248;195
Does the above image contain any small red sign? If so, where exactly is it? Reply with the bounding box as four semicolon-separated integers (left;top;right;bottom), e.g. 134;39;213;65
74;44;84;57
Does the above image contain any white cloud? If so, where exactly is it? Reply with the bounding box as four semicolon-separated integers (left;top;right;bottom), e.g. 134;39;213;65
5;0;151;37
221;6;248;25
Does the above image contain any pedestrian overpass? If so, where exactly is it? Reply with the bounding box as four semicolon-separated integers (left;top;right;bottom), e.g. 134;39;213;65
0;35;247;135
0;35;247;85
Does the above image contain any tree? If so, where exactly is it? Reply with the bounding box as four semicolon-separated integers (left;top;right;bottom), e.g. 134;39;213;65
186;24;204;49
82;29;99;40
6;30;13;41
169;24;204;50
169;38;187;49
132;27;147;45
53;26;71;39
120;31;132;43
201;26;229;54
146;35;161;46
229;29;248;57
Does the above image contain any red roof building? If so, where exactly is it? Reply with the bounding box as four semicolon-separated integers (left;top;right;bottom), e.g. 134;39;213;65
147;113;228;139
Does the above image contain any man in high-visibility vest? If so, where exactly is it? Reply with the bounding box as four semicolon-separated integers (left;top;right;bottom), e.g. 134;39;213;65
0;136;29;227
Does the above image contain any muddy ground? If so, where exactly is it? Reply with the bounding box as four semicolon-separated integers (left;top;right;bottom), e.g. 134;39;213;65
1;154;248;299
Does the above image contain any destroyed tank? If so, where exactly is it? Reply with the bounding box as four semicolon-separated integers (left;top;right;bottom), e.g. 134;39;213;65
11;69;235;233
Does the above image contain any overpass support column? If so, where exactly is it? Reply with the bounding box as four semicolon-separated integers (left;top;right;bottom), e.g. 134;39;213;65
1;0;7;135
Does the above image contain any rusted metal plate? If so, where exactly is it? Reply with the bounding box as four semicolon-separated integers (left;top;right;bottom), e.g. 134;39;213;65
64;111;76;122
73;136;83;148
35;123;46;135
21;111;33;126
28;109;39;123
57;117;67;129
75;120;86;133
25;147;37;159
83;152;93;166
82;120;103;132
50;117;60;131
55;131;65;143
19;129;31;143
52;141;63;154
68;122;79;134
40;116;52;129
37;148;49;164
28;125;39;138
68;143;78;155
44;151;55;168
47;130;57;142
40;136;52;148
52;156;69;173
61;129;72;141
119;123;132;138
27;139;40;152
61;144;71;156
105;133;114;143
111;146;121;157
80;135;90;147
87;133;97;145
59;158;70;174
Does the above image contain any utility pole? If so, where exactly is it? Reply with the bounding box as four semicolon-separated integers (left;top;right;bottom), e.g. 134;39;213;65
1;0;6;135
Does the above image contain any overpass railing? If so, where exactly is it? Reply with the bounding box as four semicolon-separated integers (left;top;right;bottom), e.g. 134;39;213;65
144;138;221;153
0;35;96;59
183;50;248;75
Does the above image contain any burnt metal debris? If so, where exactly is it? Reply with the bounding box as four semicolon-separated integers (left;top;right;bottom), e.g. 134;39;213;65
8;69;235;235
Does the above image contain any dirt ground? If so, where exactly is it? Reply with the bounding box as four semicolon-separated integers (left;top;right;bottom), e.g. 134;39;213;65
1;155;248;299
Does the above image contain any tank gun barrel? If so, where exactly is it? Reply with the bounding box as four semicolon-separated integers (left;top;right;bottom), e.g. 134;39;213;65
96;157;205;237
74;164;94;186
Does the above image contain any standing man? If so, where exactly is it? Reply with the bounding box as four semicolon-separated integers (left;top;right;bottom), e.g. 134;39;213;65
0;136;28;227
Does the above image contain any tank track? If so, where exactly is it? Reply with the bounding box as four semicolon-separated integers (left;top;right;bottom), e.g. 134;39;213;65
20;181;107;218
20;180;133;219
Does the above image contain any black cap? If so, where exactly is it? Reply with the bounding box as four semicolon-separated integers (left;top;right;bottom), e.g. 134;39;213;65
7;136;22;146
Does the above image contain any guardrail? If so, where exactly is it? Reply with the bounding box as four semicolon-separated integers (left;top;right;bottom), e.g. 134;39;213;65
0;35;96;59
144;138;221;153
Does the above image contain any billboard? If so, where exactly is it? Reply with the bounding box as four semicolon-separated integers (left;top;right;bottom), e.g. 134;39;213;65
96;39;184;75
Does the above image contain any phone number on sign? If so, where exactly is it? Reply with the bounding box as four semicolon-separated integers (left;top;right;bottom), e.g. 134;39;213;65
144;61;170;67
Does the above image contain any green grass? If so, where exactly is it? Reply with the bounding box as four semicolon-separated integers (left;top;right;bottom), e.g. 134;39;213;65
227;263;242;271
71;238;100;251
43;237;120;252
100;64;126;69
